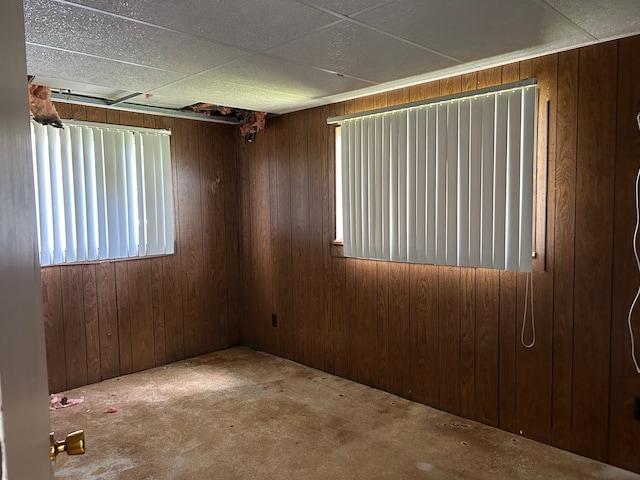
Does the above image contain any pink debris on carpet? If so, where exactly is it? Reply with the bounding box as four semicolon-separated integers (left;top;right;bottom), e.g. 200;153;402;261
49;393;84;411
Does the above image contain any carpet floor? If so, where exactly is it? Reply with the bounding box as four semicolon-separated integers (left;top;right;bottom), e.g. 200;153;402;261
50;347;640;479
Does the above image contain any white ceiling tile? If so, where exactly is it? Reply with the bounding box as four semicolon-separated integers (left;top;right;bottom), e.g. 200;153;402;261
201;55;374;98
127;94;196;109
150;75;308;114
302;0;394;16
30;76;130;100
24;0;248;74
268;21;459;83
545;0;640;41
354;0;594;62
63;0;339;51
25;44;188;93
21;0;640;114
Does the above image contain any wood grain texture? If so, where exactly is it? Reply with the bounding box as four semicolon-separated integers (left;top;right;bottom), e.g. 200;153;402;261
61;265;87;388
376;261;390;391
439;266;461;415
388;262;411;399
331;257;348;378
41;267;66;393
410;263;439;407
474;269;499;426
608;34;640;474
571;41;617;462
275;114;295;360
96;262;119;379
308;107;326;370
82;264;101;384
222;124;241;347
290;110;312;365
551;49;578;451
198;121;221;353
514;54;556;445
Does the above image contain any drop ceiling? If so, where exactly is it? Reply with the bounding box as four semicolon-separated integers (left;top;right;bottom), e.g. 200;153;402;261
23;0;640;116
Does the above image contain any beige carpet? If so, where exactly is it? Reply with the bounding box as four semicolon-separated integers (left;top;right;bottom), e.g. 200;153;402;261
50;347;639;479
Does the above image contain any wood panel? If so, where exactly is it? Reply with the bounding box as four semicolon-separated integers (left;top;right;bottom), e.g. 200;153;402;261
198;122;221;353
309;106;326;370
96;262;119;380
291;110;312;365
514;54;557;444
572;41;617;462
176;118;207;359
608;35;640;473
475;269;499;426
222;124;241;348
41;267;66;393
410;264;439;407
61;265;87;389
551;49;578;451
275;114;295;360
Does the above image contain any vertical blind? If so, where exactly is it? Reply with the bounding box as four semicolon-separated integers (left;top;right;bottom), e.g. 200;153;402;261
332;81;536;272
31;120;174;266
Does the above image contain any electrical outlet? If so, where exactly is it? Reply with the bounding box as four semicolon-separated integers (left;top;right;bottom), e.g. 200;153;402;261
634;397;640;420
272;313;278;327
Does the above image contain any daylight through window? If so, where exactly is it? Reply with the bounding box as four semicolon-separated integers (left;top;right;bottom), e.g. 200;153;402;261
31;120;174;266
330;80;537;272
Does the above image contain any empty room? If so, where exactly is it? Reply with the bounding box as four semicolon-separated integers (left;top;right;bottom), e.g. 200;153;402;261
2;0;640;478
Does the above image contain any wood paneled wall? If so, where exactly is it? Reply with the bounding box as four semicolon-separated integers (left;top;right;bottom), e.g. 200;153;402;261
41;103;241;394
238;36;640;473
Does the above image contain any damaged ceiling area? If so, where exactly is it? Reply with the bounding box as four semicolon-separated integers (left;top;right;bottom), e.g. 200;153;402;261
22;0;640;135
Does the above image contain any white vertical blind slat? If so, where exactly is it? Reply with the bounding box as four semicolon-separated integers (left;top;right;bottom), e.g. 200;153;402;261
373;116;383;258
415;107;427;263
407;109;418;262
425;106;437;264
142;133;160;255
435;104;447;265
33;123;53;265
505;90;522;271
469;98;482;267
47;128;66;264
397;111;408;261
161;134;174;254
125;132;139;256
492;93;508;270
457;100;471;267
103;130;121;258
480;95;495;267
112;130;129;257
445;103;458;266
60;127;77;263
519;88;536;271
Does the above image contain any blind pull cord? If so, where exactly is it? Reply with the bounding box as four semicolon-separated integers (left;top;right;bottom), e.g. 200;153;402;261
521;271;536;348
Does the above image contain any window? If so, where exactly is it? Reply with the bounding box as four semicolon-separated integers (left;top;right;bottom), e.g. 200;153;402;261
330;80;537;272
31;120;174;266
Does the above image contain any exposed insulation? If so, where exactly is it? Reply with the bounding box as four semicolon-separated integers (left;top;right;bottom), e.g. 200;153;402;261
28;76;63;128
182;102;267;142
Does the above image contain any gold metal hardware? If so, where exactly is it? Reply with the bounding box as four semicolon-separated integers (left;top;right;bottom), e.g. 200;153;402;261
50;430;85;462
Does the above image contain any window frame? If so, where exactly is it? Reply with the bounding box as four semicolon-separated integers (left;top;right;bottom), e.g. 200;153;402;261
31;119;176;267
328;79;543;271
